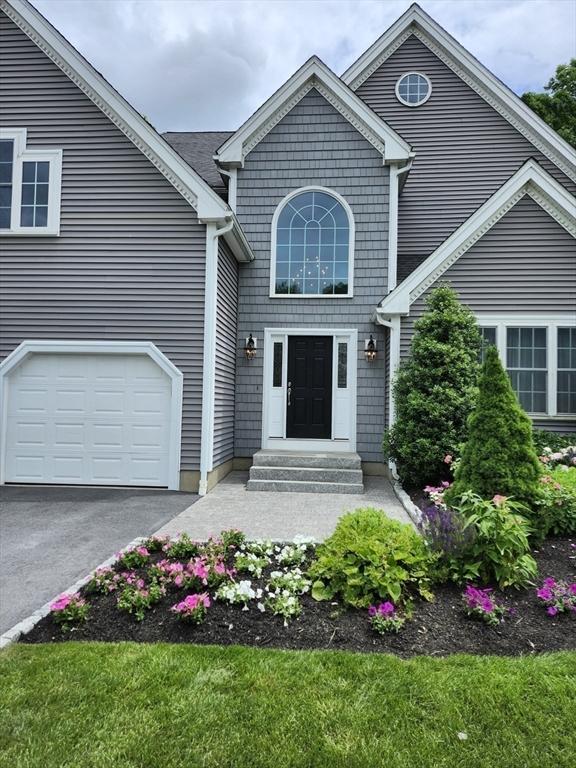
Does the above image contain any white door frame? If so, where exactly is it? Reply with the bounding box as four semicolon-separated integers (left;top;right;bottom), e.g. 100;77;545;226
0;340;183;490
261;328;357;452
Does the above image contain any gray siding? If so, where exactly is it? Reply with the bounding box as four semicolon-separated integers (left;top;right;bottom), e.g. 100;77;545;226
213;239;239;467
399;195;576;429
0;11;207;471
235;89;389;463
356;35;576;282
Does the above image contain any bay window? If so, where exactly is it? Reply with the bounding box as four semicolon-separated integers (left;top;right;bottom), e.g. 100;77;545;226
477;316;576;418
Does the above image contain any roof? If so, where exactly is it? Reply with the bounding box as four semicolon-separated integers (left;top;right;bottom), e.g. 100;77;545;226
342;3;576;184
377;160;576;316
163;131;233;193
2;0;254;261
215;56;413;167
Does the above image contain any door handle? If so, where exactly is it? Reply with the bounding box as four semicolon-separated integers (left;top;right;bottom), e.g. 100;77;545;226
287;381;292;406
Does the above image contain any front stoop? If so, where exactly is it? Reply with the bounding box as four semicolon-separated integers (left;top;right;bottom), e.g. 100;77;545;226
247;450;364;493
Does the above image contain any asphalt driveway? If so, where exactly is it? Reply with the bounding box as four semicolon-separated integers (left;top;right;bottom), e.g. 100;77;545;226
0;485;197;634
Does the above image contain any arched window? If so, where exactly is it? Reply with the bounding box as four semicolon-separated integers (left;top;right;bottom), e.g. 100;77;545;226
272;188;353;296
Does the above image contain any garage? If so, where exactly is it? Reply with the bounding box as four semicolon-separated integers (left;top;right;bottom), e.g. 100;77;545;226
0;341;183;489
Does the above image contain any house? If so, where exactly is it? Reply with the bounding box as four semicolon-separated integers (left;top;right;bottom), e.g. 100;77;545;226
0;0;574;496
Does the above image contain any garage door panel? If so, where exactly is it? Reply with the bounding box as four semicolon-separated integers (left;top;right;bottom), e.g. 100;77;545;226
4;352;174;487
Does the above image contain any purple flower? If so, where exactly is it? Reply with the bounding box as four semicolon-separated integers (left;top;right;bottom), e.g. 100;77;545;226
368;606;377;617
547;606;558;617
379;602;395;616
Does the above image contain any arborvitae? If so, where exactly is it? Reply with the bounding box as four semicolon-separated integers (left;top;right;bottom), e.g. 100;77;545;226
445;345;541;507
383;285;481;489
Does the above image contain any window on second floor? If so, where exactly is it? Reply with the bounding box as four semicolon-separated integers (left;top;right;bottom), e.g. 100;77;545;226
0;129;62;236
270;188;354;297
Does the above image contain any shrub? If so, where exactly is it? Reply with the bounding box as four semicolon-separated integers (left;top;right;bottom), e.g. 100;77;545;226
309;508;434;607
453;492;537;588
383;285;481;489
50;593;89;631
534;469;576;537
445;346;541;508
533;429;575;455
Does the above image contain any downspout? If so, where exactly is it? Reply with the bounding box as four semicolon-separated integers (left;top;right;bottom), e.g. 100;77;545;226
199;216;234;496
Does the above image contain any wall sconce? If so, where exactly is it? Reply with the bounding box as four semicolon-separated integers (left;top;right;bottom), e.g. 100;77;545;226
364;334;377;362
244;334;257;360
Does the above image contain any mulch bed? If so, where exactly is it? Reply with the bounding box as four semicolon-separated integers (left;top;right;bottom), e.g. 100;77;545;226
20;537;575;659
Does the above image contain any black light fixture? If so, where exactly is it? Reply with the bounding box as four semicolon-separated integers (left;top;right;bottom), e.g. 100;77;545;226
244;334;257;360
364;334;377;362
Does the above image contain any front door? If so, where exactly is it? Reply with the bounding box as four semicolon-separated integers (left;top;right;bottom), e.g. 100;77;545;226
286;336;333;439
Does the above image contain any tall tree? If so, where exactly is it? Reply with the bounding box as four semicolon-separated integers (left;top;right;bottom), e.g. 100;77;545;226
522;60;576;148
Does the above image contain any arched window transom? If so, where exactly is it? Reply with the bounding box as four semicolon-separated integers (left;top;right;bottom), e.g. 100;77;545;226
273;189;352;296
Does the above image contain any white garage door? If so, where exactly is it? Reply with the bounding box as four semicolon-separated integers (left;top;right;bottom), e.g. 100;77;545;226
4;352;173;487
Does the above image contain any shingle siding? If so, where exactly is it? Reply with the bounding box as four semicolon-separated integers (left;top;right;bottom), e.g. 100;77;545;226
399;195;576;430
213;239;238;467
0;11;207;471
355;35;576;282
234;89;389;463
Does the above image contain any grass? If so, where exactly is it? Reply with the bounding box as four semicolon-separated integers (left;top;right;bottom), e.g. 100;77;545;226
1;644;575;768
552;465;576;492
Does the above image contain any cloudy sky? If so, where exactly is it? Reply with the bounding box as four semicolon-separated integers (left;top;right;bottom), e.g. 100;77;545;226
30;0;576;133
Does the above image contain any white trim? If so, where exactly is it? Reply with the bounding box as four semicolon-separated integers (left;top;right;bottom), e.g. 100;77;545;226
261;328;358;452
395;71;432;107
0;0;251;237
0;128;62;236
214;56;412;167
342;4;576;183
476;314;576;419
387;166;399;293
0;340;183;490
377;160;576;316
269;186;355;299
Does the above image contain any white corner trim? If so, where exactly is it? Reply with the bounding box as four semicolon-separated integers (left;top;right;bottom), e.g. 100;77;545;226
215;56;412;166
1;0;232;221
342;6;576;183
269;186;355;299
387;166;399;294
0;340;183;490
378;160;576;315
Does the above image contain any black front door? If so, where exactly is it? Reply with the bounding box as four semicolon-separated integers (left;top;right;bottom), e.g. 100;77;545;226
286;336;333;439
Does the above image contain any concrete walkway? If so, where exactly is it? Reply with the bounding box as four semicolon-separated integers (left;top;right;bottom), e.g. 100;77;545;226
155;471;412;541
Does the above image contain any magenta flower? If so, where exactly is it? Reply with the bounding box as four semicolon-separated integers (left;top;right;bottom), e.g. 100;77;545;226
379;601;396;616
547;606;558;617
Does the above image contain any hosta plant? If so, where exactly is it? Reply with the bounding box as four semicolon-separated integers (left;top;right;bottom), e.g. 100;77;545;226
117;580;165;621
50;593;89;631
368;602;406;634
171;593;211;624
309;508;435;608
536;577;576;617
462;585;507;626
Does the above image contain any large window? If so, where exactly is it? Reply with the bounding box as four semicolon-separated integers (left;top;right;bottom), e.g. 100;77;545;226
477;317;576;418
0;128;62;236
271;188;353;297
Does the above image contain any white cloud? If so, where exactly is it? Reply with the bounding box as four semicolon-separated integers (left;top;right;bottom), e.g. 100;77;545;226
30;0;576;132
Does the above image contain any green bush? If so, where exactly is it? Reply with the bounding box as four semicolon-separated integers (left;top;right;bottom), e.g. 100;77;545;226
445;346;541;508
535;467;576;537
454;492;538;588
308;508;434;607
532;429;575;454
383;285;481;489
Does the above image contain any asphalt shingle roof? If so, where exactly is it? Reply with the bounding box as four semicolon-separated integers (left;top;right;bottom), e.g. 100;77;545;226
163;131;233;195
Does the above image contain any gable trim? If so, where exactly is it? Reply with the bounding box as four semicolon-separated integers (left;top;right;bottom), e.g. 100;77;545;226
343;4;576;184
376;160;576;316
215;56;413;167
2;0;230;222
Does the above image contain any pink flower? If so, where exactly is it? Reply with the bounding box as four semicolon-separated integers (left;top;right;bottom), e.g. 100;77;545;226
444;455;453;464
492;495;507;506
136;546;149;557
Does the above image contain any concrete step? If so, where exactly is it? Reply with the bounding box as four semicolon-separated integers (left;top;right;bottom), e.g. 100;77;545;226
249;466;363;484
246;479;365;494
252;450;361;470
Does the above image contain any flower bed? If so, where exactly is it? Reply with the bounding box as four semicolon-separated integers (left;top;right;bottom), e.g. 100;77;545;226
19;532;576;658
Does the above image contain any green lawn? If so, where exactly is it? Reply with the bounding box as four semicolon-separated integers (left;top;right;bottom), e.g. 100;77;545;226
1;644;574;768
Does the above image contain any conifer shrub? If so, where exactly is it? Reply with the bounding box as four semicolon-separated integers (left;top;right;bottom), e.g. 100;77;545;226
383;285;481;489
445;346;541;508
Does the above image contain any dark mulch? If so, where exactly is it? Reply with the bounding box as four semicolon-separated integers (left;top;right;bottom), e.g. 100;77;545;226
20;538;575;658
